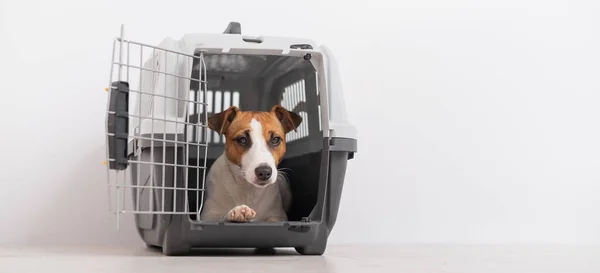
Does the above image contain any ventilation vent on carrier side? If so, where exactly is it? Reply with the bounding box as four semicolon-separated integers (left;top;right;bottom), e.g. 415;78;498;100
282;79;309;142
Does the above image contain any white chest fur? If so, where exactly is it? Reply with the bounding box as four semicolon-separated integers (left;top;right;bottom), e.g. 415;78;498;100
199;154;291;222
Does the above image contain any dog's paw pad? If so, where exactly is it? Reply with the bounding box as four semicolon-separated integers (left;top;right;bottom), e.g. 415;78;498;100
227;205;256;223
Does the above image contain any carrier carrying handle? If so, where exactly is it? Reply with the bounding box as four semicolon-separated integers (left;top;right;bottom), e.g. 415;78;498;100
107;81;129;170
223;22;242;34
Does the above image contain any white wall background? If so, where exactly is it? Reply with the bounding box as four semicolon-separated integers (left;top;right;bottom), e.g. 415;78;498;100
1;0;599;245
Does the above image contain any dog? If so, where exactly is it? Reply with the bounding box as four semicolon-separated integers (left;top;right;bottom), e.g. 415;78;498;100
199;105;302;222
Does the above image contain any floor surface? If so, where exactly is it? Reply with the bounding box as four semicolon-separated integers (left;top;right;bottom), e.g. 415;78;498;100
1;244;599;273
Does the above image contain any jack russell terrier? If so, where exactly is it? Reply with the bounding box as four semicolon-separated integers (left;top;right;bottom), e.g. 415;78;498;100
199;105;302;222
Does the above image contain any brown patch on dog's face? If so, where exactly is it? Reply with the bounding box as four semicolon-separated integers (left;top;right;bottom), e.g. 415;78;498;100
221;111;254;166
220;111;287;166
255;112;287;165
208;105;302;185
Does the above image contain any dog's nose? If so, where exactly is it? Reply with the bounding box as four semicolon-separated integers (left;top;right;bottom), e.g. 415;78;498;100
254;165;272;181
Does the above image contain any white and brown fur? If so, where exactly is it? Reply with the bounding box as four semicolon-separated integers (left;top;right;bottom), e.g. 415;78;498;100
199;105;302;222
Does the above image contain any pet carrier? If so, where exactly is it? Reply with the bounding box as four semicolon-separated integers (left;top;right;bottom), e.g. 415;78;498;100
105;22;357;255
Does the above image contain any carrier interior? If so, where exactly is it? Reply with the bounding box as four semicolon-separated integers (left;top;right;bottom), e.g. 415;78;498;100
186;53;324;222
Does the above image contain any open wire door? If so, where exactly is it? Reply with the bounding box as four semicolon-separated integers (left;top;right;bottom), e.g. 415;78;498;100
105;25;210;228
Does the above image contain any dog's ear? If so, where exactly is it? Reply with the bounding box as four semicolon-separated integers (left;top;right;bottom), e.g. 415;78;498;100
208;106;239;135
271;105;302;134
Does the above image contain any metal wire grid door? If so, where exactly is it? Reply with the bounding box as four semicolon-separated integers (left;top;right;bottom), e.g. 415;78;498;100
105;26;209;227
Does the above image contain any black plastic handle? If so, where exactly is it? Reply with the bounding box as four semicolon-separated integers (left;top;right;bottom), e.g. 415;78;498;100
107;81;130;170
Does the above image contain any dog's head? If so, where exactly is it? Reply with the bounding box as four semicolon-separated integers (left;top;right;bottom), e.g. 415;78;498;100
208;105;302;188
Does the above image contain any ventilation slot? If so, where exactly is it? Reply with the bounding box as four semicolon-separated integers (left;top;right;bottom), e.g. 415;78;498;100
282;79;309;142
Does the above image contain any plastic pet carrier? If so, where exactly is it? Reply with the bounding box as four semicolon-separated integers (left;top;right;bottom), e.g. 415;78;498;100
104;22;357;255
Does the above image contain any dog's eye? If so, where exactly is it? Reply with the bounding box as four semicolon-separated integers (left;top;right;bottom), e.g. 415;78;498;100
271;137;281;146
236;136;248;145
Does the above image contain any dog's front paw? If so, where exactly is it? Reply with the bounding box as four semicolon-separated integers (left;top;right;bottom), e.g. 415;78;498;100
227;205;256;222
